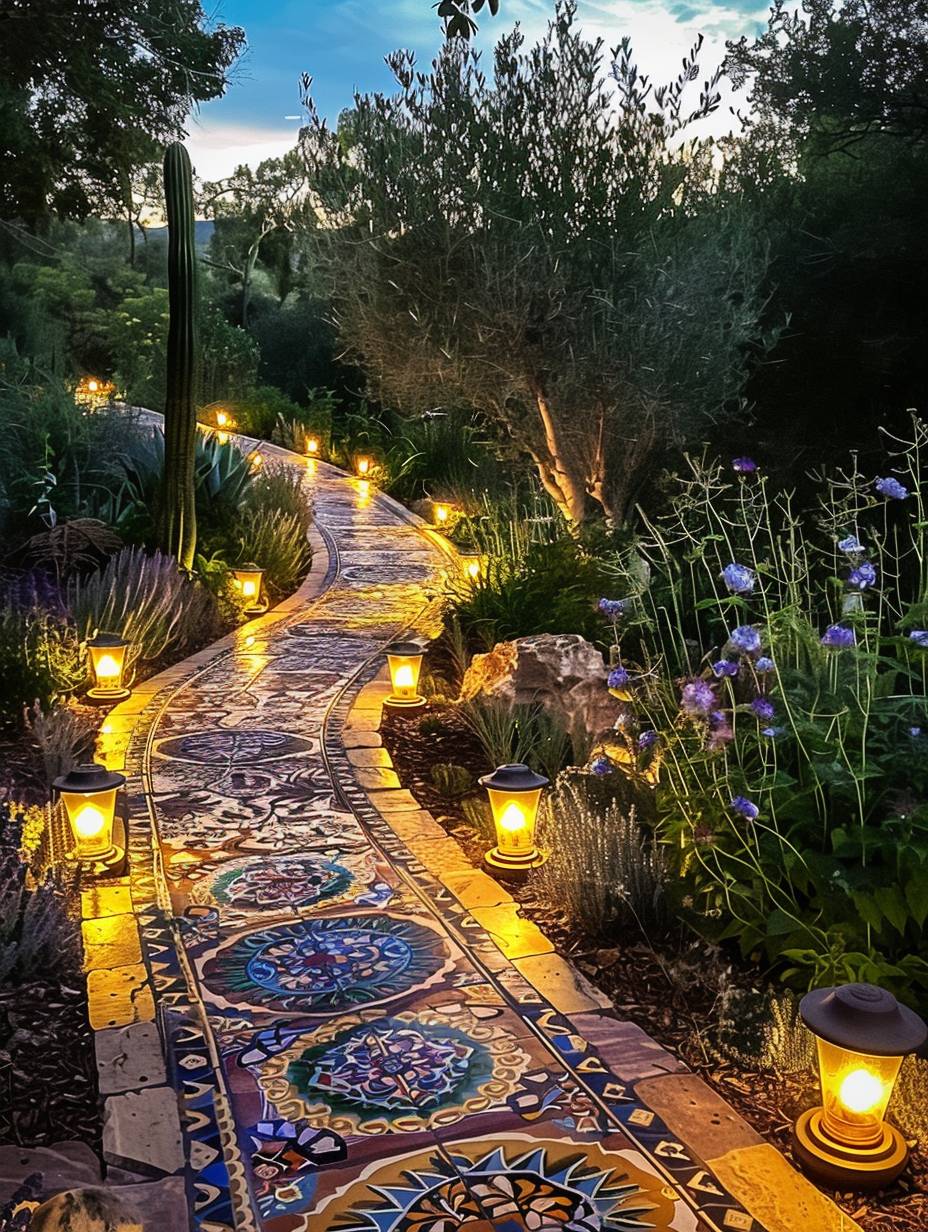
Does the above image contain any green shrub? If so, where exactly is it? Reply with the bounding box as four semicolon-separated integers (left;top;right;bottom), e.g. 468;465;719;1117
236;508;312;599
69;546;220;677
457;697;573;782
0;606;85;731
446;539;603;650
0;801;79;985
249;461;313;529
0;368;143;549
535;777;668;939
430;763;474;799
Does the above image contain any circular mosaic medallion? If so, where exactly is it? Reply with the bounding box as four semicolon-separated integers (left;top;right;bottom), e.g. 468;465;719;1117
201;913;451;1014
192;853;353;911
318;1137;678;1231
254;1007;530;1134
155;729;314;765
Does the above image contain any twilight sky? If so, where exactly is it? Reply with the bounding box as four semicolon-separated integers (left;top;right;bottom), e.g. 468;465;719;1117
187;0;769;180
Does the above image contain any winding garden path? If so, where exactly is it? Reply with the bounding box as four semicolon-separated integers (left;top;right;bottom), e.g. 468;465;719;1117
84;432;859;1232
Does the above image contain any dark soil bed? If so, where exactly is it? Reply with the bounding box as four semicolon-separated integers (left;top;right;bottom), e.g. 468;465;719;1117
0;980;100;1152
382;701;928;1232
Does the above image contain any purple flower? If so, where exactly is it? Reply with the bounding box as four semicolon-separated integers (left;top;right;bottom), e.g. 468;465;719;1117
729;625;761;654
681;679;717;716
839;535;864;555
721;563;756;595
608;666;630;689
875;476;908;500
713;659;739;678
821;624;857;649
752;697;776;721
638;730;658;751
755;656;775;674
909;726;923;739
848;562;877;591
761;726;783;738
909;630;928;649
590;756;613;776
732;457;757;474
598;598;626;619
731;795;759;820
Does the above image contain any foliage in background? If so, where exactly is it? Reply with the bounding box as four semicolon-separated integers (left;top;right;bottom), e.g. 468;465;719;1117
605;419;928;1001
0;606;84;732
302;2;773;524
25;703;97;787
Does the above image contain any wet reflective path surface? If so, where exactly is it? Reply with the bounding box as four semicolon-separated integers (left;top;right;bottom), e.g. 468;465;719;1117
111;444;781;1232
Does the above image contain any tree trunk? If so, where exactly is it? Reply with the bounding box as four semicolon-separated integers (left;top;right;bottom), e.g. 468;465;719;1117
530;391;595;524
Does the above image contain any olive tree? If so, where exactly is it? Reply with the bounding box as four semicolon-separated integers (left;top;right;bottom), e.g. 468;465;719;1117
301;2;773;524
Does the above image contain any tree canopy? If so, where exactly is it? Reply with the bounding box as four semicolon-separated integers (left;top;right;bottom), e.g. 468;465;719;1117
0;0;244;227
301;2;772;524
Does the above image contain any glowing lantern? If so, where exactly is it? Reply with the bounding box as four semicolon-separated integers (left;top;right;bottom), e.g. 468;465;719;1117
356;456;371;477
434;502;451;525
53;763;126;865
74;376;115;409
479;763;549;877
384;640;426;708
250;451;263;472
216;409;229;428
87;632;131;702
232;563;267;615
306;436;319;456
794;983;927;1188
463;556;481;581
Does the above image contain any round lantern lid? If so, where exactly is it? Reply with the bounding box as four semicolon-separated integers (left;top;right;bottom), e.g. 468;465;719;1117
800;983;927;1057
385;640;425;657
478;763;550;793
237;562;263;574
53;762;126;796
88;631;129;648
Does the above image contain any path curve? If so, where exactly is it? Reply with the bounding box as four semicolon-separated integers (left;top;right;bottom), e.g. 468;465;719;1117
85;429;856;1232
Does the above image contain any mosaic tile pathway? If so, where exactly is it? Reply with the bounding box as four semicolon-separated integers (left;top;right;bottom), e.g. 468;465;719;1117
89;429;859;1232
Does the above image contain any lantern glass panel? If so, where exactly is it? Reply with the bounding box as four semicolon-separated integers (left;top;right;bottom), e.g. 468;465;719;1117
817;1039;901;1145
61;787;117;858
486;786;542;859
387;650;423;702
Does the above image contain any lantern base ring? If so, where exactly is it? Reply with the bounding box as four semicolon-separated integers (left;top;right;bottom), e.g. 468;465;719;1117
66;814;128;878
87;686;131;703
243;601;269;616
484;846;548;881
384;694;426;709
793;1107;908;1189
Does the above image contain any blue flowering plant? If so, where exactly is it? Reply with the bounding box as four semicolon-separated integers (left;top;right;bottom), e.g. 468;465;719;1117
602;417;928;1000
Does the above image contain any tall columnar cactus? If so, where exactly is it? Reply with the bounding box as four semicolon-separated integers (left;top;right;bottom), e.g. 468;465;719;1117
161;142;198;571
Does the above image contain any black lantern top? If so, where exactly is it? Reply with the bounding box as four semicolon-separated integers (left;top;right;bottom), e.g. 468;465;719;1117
88;631;129;649
385;640;425;658
478;763;550;793
237;561;263;574
800;983;928;1057
53;762;127;797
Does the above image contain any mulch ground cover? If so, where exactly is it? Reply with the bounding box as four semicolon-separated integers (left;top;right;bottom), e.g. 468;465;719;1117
382;701;928;1232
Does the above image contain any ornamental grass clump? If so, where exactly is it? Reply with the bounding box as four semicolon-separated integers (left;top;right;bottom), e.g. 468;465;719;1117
536;777;668;939
604;417;928;1002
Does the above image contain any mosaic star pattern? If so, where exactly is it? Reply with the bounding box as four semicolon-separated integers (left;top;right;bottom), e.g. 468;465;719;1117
118;443;767;1232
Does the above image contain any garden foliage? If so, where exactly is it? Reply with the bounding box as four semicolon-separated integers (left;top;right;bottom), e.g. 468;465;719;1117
601;419;928;999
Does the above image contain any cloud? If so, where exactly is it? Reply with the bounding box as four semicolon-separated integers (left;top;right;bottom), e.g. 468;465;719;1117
184;119;301;180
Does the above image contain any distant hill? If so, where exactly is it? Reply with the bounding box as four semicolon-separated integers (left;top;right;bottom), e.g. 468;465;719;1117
142;219;214;248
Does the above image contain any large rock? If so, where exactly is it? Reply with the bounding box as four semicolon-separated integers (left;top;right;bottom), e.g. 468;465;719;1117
460;634;621;742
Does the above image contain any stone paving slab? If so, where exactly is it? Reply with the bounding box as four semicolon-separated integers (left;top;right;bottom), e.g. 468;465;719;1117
71;426;860;1232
